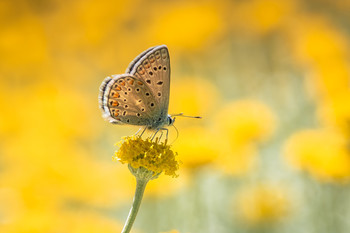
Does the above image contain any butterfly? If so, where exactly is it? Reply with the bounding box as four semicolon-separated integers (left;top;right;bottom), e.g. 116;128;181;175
99;45;175;133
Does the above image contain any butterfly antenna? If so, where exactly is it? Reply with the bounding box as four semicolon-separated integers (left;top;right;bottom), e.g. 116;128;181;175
171;124;179;144
171;113;202;119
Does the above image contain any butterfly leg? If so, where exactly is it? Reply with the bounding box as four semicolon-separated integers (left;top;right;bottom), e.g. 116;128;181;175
134;127;142;135
158;130;165;141
136;127;147;137
151;128;161;141
157;128;169;141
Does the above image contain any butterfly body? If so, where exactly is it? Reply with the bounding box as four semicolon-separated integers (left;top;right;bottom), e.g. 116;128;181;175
99;45;174;130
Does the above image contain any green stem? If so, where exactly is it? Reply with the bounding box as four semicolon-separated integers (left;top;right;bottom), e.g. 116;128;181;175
121;178;148;233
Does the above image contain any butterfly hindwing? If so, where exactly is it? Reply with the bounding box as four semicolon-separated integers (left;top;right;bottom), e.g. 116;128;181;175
99;74;159;125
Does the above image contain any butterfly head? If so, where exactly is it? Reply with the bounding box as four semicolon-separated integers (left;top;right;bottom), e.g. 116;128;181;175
166;115;175;126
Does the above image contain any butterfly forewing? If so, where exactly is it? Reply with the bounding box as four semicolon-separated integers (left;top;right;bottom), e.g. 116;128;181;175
125;46;155;74
128;45;170;122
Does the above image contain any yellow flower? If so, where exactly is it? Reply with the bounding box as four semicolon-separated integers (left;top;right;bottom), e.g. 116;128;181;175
173;126;218;170
318;91;350;137
114;136;179;178
214;142;258;176
235;184;291;225
160;230;180;233
149;3;223;50
169;77;221;123
215;100;277;145
288;17;349;100
231;0;297;35
284;129;350;182
213;100;276;175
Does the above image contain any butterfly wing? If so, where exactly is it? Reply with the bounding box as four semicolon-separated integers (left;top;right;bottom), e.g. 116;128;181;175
127;45;171;124
99;45;171;128
99;74;158;125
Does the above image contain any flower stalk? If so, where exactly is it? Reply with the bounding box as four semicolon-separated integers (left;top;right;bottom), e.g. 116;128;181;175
121;165;161;233
121;177;148;233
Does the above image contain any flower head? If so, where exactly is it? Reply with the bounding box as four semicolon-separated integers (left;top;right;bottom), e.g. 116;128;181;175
235;184;291;225
114;136;179;178
284;129;350;182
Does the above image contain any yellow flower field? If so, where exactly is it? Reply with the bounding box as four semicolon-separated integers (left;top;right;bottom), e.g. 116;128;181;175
1;0;350;232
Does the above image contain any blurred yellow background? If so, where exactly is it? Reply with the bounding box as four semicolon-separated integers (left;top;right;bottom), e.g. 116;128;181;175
1;0;350;232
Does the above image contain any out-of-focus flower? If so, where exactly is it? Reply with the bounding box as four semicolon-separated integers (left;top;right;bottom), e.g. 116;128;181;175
150;3;223;50
169;77;221;122
318;91;350;136
214;142;258;176
213;100;277;175
114;136;179;178
288;17;350;102
231;0;297;35
0;14;48;73
173;126;218;170
215;100;277;145
284;129;350;182
160;230;180;233
235;184;291;225
215;100;276;175
0;210;124;233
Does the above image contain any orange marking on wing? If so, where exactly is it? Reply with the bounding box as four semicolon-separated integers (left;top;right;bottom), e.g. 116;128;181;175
129;80;134;85
138;67;145;75
120;81;126;86
110;92;120;98
111;100;119;107
137;81;143;85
